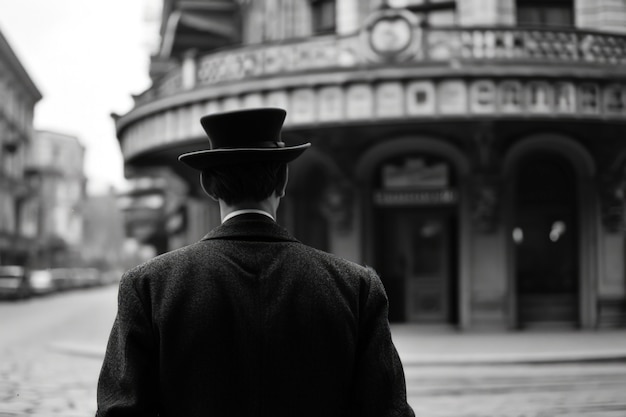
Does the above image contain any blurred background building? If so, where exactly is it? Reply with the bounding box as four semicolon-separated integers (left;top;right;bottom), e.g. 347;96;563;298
0;24;149;297
113;0;626;330
26;130;87;268
0;29;41;267
82;188;146;273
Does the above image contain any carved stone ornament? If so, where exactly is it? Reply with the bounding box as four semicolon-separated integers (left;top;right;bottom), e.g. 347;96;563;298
361;8;421;62
599;168;626;233
471;175;500;233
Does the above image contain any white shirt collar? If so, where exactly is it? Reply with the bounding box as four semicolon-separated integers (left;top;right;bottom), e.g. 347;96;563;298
222;209;275;224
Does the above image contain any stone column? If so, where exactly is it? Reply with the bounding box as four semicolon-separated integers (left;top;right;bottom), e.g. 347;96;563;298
336;0;361;35
457;0;515;26
181;49;197;90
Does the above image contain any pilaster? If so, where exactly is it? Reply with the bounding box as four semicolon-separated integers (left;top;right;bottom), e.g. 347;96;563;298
457;0;515;26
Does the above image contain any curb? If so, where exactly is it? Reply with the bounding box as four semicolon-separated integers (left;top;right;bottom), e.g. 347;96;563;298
48;342;105;359
400;351;626;366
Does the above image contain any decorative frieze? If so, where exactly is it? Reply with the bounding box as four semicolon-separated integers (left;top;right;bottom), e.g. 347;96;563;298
121;79;626;161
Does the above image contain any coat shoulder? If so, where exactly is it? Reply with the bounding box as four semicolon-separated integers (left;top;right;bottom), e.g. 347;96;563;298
120;241;207;282
291;243;380;282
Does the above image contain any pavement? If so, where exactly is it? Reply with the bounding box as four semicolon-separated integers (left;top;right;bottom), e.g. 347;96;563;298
3;287;625;416
52;324;626;366
390;325;626;366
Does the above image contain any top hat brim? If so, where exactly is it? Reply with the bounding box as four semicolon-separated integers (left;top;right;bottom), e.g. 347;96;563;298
178;143;311;171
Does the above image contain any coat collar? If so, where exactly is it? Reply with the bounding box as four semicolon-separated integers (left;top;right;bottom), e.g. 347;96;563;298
200;213;300;243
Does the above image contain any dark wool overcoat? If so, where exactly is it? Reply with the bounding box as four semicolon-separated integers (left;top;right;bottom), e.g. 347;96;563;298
96;214;414;417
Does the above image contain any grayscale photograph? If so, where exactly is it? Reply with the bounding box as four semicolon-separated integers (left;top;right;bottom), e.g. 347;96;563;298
0;0;626;416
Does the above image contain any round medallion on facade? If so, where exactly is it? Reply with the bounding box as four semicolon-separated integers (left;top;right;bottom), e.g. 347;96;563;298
361;8;420;62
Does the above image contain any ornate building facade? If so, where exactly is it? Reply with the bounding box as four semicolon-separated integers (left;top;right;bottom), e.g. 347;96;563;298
114;0;626;330
0;29;41;267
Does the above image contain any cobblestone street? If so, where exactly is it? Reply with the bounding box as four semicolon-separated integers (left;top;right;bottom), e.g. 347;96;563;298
0;344;101;416
1;286;626;417
0;286;115;417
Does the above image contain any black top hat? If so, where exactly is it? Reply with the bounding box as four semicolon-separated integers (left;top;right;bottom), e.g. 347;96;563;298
178;108;310;170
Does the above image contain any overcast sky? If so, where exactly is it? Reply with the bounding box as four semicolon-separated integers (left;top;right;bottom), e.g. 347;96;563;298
0;0;159;194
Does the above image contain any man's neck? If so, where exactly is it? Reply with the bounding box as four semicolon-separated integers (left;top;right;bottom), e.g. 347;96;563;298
219;198;278;223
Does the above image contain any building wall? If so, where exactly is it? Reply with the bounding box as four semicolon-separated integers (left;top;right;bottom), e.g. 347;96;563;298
0;29;41;265
27;131;87;267
115;0;626;329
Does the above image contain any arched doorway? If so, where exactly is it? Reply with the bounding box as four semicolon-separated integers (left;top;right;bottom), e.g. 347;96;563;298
356;136;470;326
373;154;459;324
513;151;579;328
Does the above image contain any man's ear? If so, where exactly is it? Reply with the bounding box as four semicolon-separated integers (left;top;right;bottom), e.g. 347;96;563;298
276;164;289;198
200;171;218;201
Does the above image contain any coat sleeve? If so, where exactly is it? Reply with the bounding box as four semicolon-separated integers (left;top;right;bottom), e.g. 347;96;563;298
96;272;159;417
352;268;415;417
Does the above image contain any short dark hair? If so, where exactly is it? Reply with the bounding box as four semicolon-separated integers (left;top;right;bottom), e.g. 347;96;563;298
201;162;287;205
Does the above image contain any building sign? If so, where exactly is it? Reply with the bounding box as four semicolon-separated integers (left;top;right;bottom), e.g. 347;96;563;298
318;86;344;121
382;158;449;189
242;93;263;109
578;84;600;114
376;82;404;117
346;84;374;119
604;84;626;115
470;80;497;114
554;83;576;114
407;81;436;115
291;88;316;124
221;96;241;112
374;189;458;206
439;80;467;114
265;91;289;113
499;81;524;113
527;82;552;114
121;79;626;161
375;157;457;206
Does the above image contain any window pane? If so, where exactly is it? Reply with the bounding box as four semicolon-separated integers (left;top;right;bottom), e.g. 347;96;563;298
516;0;573;27
545;7;572;26
312;0;336;34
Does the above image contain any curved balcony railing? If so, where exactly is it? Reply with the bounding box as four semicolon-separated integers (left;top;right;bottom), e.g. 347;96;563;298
133;25;626;107
118;24;626;163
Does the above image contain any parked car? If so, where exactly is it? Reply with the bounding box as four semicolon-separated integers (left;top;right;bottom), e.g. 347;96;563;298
50;268;75;291
99;269;123;286
28;269;56;295
0;265;30;300
73;267;101;288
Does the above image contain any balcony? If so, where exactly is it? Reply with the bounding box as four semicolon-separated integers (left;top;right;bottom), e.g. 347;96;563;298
132;25;626;107
116;20;626;165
